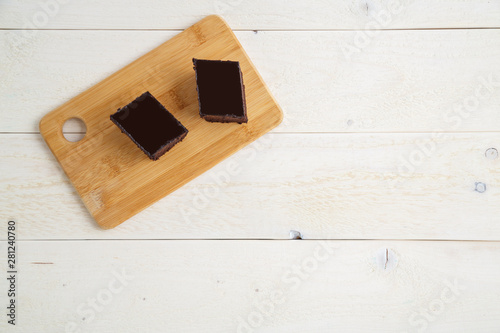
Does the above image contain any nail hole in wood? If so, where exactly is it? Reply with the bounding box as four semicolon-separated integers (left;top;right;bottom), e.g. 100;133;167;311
475;182;487;193
290;230;302;240
485;148;498;159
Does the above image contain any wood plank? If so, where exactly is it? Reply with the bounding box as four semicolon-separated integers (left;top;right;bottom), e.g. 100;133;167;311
2;29;500;133
2;133;499;240
0;240;499;331
1;0;499;30
38;15;283;229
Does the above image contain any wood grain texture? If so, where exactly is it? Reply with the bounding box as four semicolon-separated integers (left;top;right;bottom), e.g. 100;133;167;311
1;5;500;333
38;16;283;229
0;240;499;332
2;29;500;133
1;0;499;30
2;133;499;240
2;1;500;332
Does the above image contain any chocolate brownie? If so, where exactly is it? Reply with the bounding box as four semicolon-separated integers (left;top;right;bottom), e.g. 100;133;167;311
110;91;188;160
193;59;248;123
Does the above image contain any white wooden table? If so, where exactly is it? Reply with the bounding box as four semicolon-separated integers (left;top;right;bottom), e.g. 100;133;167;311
1;1;500;332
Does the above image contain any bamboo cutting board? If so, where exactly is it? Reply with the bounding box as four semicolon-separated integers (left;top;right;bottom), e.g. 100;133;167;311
39;15;283;229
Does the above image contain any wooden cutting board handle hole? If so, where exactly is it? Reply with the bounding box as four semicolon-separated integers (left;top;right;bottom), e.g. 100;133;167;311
62;117;87;142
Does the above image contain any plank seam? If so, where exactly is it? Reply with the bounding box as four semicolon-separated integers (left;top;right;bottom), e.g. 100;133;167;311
1;239;500;242
1;27;500;32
